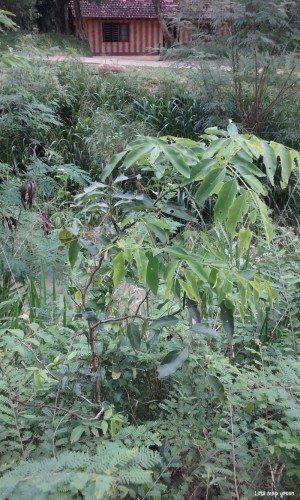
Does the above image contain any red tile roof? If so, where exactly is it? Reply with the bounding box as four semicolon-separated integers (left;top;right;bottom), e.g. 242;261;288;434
76;0;180;19
73;1;213;20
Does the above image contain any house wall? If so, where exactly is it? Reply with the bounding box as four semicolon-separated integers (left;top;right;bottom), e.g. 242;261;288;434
83;18;164;55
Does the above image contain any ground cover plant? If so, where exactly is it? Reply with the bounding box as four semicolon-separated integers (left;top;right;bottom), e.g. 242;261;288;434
0;9;300;499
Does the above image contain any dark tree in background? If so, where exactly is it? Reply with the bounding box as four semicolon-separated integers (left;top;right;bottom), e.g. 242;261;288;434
36;0;109;37
0;0;38;30
36;0;67;33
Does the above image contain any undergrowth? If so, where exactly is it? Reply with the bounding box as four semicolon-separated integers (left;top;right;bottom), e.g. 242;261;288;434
0;46;300;499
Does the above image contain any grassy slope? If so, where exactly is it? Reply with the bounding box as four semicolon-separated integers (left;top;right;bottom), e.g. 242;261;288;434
0;31;91;56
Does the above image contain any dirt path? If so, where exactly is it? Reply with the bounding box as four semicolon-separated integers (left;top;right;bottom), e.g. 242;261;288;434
45;54;172;68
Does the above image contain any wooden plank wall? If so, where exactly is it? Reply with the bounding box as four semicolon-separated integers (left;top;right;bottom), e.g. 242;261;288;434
83;18;163;55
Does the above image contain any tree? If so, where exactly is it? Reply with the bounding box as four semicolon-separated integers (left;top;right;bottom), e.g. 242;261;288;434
40;0;108;38
0;0;37;30
202;0;300;133
152;0;176;47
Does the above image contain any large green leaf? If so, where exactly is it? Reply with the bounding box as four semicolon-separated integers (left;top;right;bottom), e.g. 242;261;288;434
113;251;126;287
151;315;179;330
183;268;200;301
101;151;127;181
231;155;266;178
159;203;197;222
207;375;225;400
69;239;80;269
195;168;225;204
202;138;229;159
214;179;238;224
276;143;294;187
186;260;209;281
191;323;220;338
179;279;197;301
227;192;250;237
162;144;191;178
147;223;169;244
157;348;189;379
134;249;148;283
123;143;154;169
146;253;159;295
237;228;252;256
70;425;85;444
252;193;273;242
127;323;141;350
243;175;267;195
262;142;277;186
189;159;218;182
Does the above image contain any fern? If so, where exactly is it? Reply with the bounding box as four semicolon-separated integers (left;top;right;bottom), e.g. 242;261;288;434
0;442;161;499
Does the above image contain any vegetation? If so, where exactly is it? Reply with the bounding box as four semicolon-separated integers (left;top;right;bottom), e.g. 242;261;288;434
0;5;300;499
0;30;91;57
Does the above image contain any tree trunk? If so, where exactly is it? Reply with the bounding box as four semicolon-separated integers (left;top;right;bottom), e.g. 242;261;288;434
56;0;67;33
152;0;175;47
72;0;84;37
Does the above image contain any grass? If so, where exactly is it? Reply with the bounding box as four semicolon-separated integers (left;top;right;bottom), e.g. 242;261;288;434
0;31;91;56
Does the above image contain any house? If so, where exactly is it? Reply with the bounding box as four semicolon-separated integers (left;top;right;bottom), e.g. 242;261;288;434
69;0;212;56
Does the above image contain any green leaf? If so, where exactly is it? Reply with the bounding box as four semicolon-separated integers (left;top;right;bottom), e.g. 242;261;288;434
146;253;159;295
134;249;148;283
70;425;85;443
262;142;277;186
189;159;218;182
207;375;225;400
183;268;200;301
69;239;80;269
227;121;239;136
151;315;179;330
162;144;190;178
186;260;209;281
157;348;189;379
101;420;109;435
124;143;154;169
202;138;228;159
237;228;252;256
160;203;197;222
179;279;197;301
190;324;220;338
102;151;127;181
113;252;126;287
227;193;250;237
243;175;267;195
252;193;273;243
277;143;294;187
164;260;178;295
195;168;225;204
147;223;168;244
214;179;238;224
127;323;141;350
231;155;266;177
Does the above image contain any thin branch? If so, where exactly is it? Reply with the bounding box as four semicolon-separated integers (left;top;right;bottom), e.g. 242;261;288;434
21;402;104;422
93;313;145;330
135;289;150;316
81;253;105;310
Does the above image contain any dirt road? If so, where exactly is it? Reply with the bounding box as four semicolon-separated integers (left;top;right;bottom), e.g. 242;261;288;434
45;54;172;68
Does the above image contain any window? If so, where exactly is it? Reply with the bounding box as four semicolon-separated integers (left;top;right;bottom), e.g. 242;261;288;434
103;23;129;42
